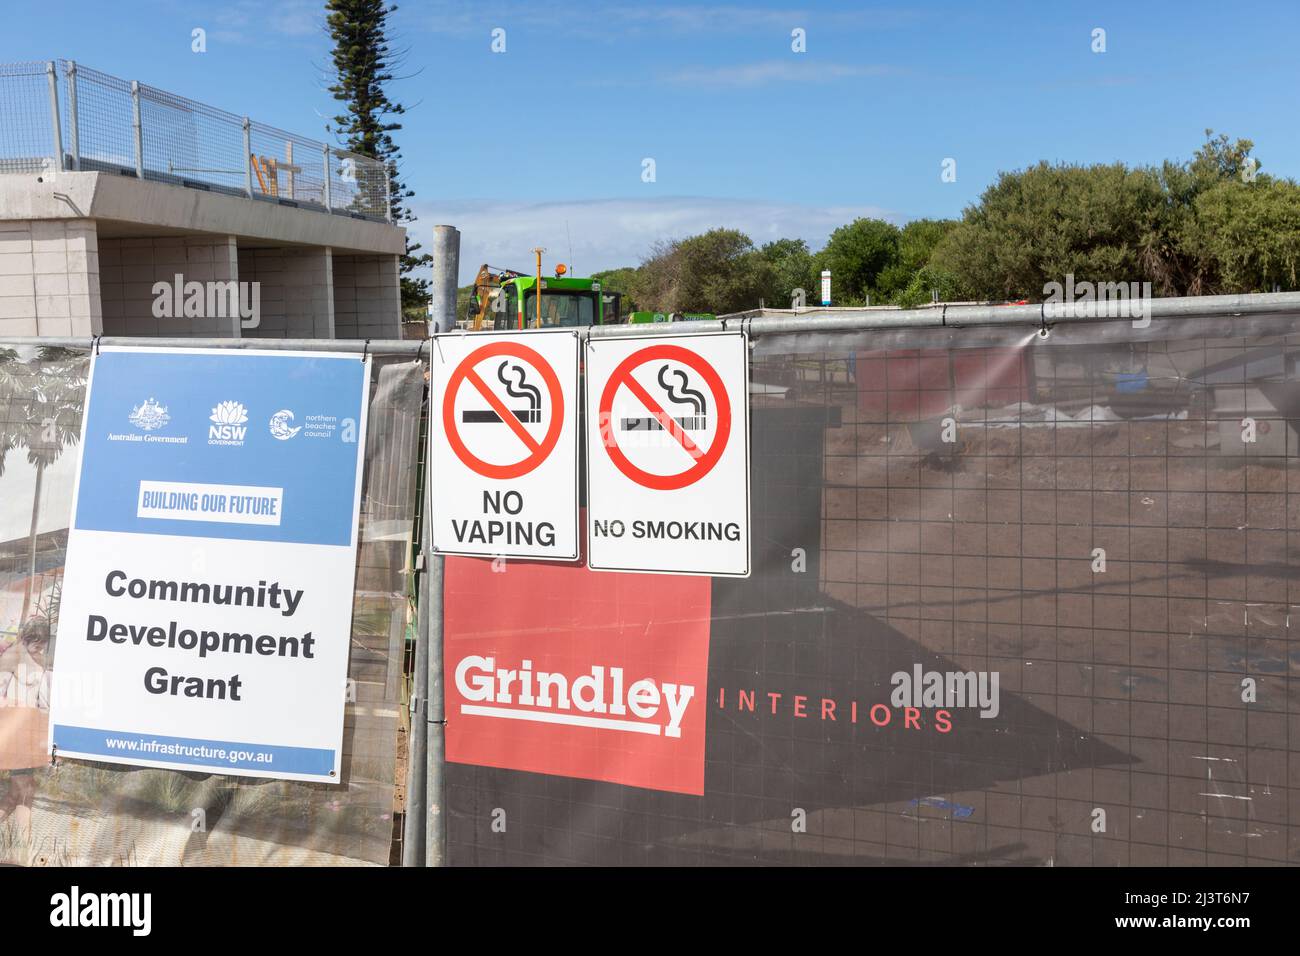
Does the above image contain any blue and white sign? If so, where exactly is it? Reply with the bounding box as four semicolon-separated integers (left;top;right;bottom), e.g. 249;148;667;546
49;347;370;783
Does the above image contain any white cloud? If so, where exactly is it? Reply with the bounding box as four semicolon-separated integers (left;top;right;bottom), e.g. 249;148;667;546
662;60;899;88
205;0;322;44
409;196;899;285
419;2;923;38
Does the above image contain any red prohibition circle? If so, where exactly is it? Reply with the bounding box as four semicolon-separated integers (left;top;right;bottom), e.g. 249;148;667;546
443;341;564;480
598;344;731;491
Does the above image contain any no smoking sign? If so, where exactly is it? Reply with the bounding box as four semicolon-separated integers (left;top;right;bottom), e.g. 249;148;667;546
585;331;750;576
430;330;579;560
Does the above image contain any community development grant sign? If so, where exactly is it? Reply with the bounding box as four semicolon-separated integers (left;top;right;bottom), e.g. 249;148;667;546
49;347;370;783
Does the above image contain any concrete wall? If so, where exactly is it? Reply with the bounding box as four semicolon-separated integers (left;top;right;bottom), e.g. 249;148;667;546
0;173;405;258
237;246;334;339
333;254;401;339
1;172;408;341
0;219;100;337
99;236;240;337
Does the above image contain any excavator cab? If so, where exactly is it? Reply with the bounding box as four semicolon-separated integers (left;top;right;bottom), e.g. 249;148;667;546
521;288;596;327
501;277;616;329
468;262;623;330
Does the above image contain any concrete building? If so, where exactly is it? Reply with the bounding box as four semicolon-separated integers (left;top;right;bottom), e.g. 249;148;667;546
0;59;406;340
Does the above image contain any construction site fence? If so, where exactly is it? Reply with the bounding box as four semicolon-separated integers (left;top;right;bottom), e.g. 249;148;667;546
0;340;422;865
5;295;1300;864
443;304;1300;865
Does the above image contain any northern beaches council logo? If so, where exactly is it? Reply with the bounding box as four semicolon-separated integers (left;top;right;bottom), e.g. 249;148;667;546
269;409;302;441
209;400;250;446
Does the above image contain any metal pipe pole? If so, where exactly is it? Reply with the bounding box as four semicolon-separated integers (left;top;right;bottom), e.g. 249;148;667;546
401;505;428;866
242;118;253;198
587;291;1300;340
424;550;446;867
45;61;64;173
383;163;393;223
429;226;461;334
423;224;458;867
4;292;1300;353
66;61;79;171
130;81;144;179
532;247;545;329
0;335;425;354
322;145;332;212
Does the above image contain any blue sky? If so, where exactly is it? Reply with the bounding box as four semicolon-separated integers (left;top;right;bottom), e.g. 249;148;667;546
4;0;1299;283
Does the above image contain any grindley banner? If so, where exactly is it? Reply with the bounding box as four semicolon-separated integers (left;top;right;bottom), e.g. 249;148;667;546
48;347;370;783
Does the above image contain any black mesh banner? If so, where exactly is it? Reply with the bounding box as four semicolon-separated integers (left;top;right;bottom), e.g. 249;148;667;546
446;316;1300;866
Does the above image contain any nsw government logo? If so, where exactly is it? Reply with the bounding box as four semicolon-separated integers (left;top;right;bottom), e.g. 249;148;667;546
128;398;169;432
208;400;249;446
269;409;302;441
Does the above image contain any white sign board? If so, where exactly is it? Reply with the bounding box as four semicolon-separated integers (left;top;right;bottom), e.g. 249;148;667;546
49;347;369;783
430;329;579;560
585;331;750;576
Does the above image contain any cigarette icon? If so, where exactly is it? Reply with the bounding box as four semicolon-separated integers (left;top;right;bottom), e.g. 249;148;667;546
463;360;542;425
464;409;543;425
621;416;707;431
620;364;709;431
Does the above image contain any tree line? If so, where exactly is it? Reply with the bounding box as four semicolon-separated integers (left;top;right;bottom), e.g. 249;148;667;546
596;132;1300;316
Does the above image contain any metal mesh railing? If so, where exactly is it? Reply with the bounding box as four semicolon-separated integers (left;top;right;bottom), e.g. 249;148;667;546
65;63;136;178
136;78;246;195
0;59;391;222
0;62;58;175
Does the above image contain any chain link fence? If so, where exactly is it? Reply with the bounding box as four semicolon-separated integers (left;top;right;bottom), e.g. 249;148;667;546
445;309;1300;866
0;62;58;176
0;60;390;222
8;302;1300;866
0;344;423;865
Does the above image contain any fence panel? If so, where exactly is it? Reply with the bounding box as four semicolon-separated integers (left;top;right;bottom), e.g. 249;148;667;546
68;64;141;180
137;80;246;196
0;346;425;866
0;62;57;175
444;313;1300;866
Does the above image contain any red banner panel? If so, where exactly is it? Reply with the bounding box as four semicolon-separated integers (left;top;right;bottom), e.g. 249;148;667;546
444;556;711;795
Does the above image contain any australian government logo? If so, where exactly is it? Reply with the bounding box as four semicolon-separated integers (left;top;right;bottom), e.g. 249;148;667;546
209;400;249;446
129;398;169;431
109;398;187;445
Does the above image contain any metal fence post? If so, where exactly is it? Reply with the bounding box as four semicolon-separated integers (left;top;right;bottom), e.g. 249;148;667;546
322;144;332;212
130;81;144;179
45;61;64;173
401;518;428;866
425;552;446;867
242;118;253;198
423;224;459;867
66;61;80;171
383;164;393;223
